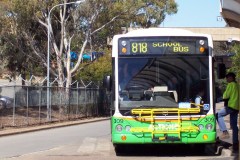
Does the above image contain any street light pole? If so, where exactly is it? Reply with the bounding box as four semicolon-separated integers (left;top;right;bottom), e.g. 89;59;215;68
47;0;84;121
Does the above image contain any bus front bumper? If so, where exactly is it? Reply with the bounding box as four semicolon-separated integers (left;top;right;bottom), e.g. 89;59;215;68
112;132;216;144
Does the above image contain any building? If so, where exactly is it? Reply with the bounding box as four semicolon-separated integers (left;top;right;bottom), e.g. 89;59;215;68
220;0;240;28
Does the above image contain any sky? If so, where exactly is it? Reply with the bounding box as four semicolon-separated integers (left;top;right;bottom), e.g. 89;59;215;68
161;0;226;27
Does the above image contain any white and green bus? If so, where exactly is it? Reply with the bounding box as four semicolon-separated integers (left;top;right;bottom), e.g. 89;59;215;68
105;28;217;153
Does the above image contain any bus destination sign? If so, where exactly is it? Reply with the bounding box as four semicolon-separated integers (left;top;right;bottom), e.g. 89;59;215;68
130;41;195;54
119;37;208;55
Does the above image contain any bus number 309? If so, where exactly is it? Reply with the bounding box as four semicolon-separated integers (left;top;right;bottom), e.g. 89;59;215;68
131;42;148;53
114;119;123;123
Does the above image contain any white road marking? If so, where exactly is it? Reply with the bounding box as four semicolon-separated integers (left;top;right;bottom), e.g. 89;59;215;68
95;138;111;156
77;137;111;156
77;137;97;155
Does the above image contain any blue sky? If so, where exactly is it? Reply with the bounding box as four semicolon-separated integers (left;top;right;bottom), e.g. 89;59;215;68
162;0;226;27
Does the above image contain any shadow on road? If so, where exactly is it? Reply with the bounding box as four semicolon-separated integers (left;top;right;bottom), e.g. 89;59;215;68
114;144;218;157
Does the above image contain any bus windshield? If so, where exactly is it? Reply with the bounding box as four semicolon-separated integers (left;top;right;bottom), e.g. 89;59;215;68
118;56;210;109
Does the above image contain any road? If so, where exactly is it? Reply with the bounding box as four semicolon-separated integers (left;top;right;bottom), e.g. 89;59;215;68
0;120;237;160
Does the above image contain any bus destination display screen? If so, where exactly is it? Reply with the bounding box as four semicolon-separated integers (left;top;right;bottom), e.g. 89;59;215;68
118;37;208;55
130;41;195;54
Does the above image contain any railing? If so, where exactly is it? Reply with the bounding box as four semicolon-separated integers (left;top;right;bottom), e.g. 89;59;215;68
0;84;110;128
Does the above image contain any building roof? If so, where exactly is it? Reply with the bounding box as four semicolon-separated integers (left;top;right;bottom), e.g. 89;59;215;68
126;27;240;41
220;0;240;28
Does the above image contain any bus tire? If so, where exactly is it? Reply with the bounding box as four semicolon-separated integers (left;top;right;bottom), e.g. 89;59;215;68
197;144;207;153
195;143;215;155
114;144;125;156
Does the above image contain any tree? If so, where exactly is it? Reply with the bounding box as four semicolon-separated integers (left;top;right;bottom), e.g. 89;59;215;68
133;0;177;27
0;0;49;78
229;43;240;79
77;49;112;84
0;0;178;87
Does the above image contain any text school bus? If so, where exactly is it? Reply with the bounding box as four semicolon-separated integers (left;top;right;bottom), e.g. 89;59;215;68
104;28;217;153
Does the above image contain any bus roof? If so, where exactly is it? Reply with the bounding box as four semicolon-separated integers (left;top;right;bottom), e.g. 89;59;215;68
112;28;212;39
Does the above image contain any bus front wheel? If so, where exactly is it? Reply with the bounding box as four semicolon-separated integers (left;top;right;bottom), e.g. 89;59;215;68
114;144;125;156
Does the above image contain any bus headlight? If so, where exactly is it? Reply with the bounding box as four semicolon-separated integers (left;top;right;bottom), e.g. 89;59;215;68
198;124;204;130
206;123;213;130
125;125;131;132
116;124;123;132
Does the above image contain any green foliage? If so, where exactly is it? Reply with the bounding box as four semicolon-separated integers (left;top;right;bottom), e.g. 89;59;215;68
77;48;112;83
0;0;46;77
229;43;240;80
133;0;177;27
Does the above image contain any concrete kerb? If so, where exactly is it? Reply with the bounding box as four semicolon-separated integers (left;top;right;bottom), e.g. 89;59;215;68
221;148;233;157
216;142;239;157
0;117;110;137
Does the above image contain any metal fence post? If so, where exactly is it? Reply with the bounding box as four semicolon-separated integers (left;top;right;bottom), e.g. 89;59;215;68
13;85;16;126
59;87;62;121
68;88;70;120
85;87;87;117
77;82;79;117
39;86;42;123
26;86;29;125
49;84;52;121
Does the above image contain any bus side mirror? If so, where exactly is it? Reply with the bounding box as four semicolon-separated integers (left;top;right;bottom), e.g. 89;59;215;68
217;63;226;79
103;75;112;91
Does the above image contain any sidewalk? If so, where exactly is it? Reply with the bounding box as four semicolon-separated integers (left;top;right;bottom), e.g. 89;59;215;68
0;117;110;137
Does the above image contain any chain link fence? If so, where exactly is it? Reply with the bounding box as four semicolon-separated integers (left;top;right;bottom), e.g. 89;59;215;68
0;84;110;128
